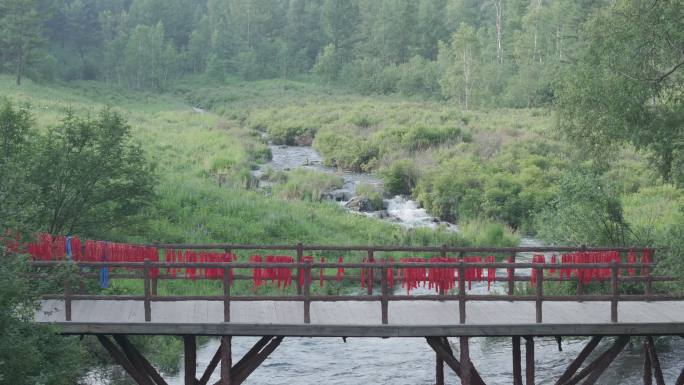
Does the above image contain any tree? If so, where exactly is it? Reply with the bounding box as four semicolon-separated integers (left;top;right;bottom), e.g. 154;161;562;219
322;0;359;56
557;0;684;184
440;24;480;109
29;108;156;236
0;101;86;384
0;0;46;85
0;100;35;230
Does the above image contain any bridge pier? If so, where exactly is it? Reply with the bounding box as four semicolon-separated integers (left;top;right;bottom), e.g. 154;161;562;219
94;335;283;385
89;334;684;385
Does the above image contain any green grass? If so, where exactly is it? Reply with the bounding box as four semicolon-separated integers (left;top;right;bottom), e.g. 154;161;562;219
1;74;519;249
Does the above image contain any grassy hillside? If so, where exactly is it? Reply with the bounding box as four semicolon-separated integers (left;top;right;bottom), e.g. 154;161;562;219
1;75;519;249
180;79;683;281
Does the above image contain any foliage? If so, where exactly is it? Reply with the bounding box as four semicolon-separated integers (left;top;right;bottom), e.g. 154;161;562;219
534;170;631;246
0;0;46;85
274;169;344;202
28;108;157;236
381;160;418;196
0;0;613;109
355;183;383;210
557;0;684;184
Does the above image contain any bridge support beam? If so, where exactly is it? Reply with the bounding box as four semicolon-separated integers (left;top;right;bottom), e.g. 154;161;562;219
425;337;486;385
645;337;666;385
436;354;444;385
554;336;602;385
184;336;197;385
95;335;283;385
512;336;522;385
555;336;628;385
525;337;534;385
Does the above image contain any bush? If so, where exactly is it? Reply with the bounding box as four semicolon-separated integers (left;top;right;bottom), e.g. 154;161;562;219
381;160;419;196
355;183;384;210
275;169;344;202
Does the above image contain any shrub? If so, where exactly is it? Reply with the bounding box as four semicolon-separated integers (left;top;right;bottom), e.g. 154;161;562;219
381;160;419;196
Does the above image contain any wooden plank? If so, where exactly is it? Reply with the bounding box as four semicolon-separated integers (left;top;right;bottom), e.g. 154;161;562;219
97;335;155;385
525;336;534;385
113;335;169;385
645;337;665;385
554;336;602;385
44;321;684;337
513;336;522;385
184;336;197;385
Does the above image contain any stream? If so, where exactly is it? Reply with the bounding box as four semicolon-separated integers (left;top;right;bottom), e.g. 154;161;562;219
96;144;684;384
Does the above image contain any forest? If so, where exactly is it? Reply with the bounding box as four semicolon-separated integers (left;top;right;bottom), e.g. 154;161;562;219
0;0;683;384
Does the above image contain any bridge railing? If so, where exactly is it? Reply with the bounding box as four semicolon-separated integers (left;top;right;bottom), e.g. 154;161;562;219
27;244;679;325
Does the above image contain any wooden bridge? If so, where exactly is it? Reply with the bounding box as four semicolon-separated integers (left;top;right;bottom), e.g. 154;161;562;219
31;243;684;385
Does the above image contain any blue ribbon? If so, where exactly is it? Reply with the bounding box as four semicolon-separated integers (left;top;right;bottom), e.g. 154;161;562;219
100;242;109;289
65;236;73;261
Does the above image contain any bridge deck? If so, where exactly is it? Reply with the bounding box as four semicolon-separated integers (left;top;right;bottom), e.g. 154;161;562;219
36;299;684;337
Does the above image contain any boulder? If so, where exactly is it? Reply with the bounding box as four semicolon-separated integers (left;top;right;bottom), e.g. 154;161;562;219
345;196;374;212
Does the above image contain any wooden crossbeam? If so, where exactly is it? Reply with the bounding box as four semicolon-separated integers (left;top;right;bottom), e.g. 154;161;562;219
425;337;486;385
581;337;629;385
559;336;629;385
198;344;223;385
211;336;284;385
554;337;603;385
231;336;273;375
113;335;169;385
645;337;665;385
97;335;155;385
232;337;283;385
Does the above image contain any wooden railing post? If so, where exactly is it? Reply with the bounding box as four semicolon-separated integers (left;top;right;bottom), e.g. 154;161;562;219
508;252;516;297
303;259;311;324
223;266;231;323
367;248;375;295
458;261;466;324
611;260;619;323
64;269;72;322
381;258;389;325
577;245;586;300
296;243;303;295
535;266;543;323
224;248;232;323
645;249;654;300
439;245;447;297
143;259;151;322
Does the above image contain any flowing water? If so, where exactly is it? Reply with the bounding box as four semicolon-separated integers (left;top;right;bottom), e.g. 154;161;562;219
95;144;684;384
